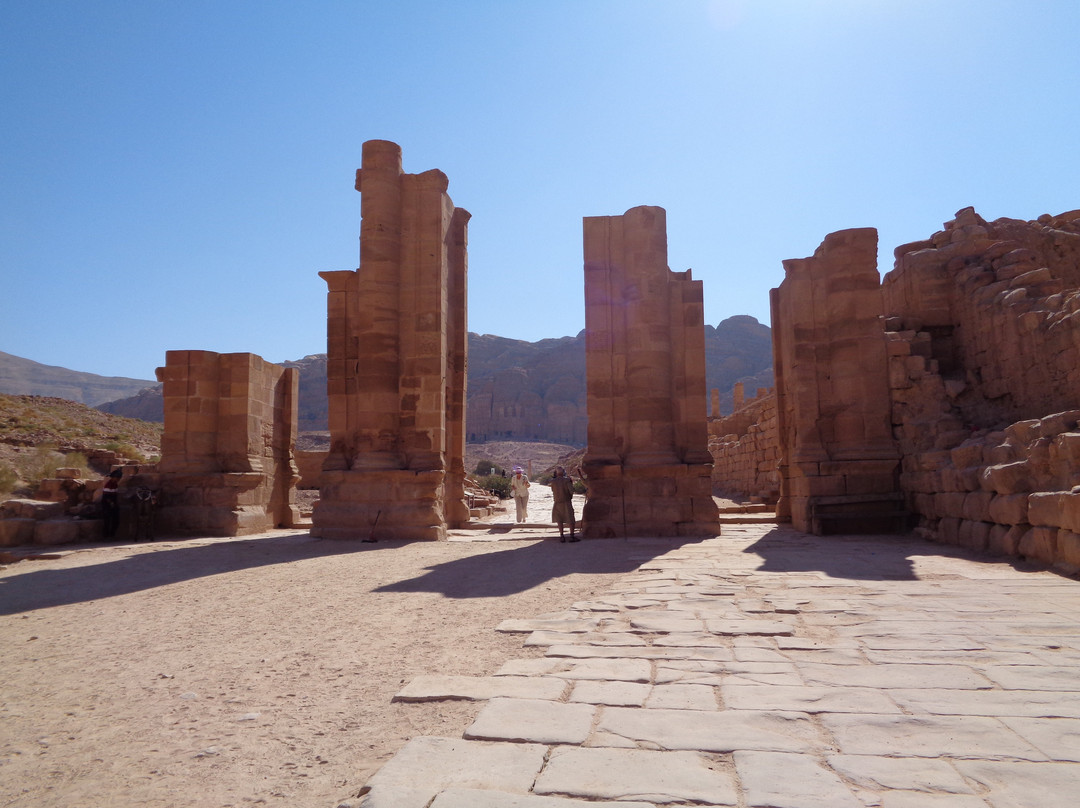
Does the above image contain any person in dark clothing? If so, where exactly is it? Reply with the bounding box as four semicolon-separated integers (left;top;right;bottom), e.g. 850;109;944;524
101;469;122;539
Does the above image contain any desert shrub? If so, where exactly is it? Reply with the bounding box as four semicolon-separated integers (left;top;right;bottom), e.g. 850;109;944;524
21;445;65;489
572;479;587;495
473;459;505;477
536;472;553;485
474;473;511;499
0;465;17;497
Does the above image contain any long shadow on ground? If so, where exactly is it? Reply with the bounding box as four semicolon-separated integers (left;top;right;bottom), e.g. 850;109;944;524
372;537;687;599
0;533;699;616
0;533;367;616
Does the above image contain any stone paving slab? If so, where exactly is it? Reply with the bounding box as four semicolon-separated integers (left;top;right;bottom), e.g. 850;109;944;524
524;630;646;647
952;760;1080;808
596;706;820;752
796;661;994;689
1000;716;1080;761
544;643;734;661
355;524;1080;807
822;713;1050;760
733;751;862;808
826;753;976;794
359;736;546;808
465;698;595;744
392;674;567;703
534;746;738;805
568;679;650;707
890;687;1080;718
722;683;902;714
428;788;657;808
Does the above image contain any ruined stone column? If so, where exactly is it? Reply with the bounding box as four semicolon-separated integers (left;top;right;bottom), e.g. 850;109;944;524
313;140;469;540
772;228;904;534
581;205;720;538
154;350;300;536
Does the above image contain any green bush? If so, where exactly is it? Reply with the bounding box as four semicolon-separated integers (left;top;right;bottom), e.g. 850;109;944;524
473;459;506;477
474;474;511;499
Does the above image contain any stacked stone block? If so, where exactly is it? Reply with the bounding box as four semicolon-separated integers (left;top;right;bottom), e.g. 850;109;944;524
772;228;905;534
707;388;780;504
581;205;719;538
153;350;300;536
879;208;1080;568
313;140;469;540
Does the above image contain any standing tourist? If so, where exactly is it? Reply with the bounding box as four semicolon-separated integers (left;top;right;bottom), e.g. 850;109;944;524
101;468;122;539
550;466;578;542
510;466;530;523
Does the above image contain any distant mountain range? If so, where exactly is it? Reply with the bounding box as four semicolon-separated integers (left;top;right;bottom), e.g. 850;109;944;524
2;315;773;442
0;351;157;407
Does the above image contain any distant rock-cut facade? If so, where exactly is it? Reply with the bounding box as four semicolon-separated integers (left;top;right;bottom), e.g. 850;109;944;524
312;140;469;540
581;205;720;538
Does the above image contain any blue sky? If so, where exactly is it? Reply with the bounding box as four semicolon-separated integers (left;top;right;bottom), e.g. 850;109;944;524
2;0;1078;381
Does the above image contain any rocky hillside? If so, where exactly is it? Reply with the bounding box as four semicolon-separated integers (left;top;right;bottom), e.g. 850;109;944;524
0;394;163;496
0;351;156;406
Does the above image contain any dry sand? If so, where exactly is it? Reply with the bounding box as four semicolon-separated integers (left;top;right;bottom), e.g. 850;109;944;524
0;515;648;807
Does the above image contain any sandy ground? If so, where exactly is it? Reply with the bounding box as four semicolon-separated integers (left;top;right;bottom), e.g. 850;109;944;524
0;492;644;808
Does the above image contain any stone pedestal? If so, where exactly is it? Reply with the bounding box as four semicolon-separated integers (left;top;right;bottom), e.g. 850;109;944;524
312;140;469;540
581;206;720;538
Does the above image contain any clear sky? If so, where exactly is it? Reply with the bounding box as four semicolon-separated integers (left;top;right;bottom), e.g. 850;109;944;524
2;0;1078;381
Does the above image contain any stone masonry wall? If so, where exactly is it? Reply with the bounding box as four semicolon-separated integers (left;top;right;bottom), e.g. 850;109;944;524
883;207;1080;568
153;350;300;536
707;388;780;504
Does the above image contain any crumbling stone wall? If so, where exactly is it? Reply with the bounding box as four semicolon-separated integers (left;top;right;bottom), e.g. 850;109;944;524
153;350;300;536
312;140;469;540
581;205;719;538
883;208;1080;567
708;386;780;503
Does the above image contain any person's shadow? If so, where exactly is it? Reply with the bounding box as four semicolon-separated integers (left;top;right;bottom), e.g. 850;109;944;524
371;536;684;599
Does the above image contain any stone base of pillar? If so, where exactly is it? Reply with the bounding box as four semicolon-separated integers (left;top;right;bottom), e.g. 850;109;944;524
155;472;293;537
581;462;720;539
312;469;449;541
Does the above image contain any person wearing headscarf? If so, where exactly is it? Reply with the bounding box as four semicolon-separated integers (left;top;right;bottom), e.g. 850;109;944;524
509;465;530;523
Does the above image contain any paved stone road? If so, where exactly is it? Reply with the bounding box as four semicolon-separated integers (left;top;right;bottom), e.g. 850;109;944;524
351;522;1080;808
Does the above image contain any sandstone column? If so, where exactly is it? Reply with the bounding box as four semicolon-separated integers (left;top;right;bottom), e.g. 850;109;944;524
773;228;905;533
154;350;300;536
312;140;469;540
581;205;719;538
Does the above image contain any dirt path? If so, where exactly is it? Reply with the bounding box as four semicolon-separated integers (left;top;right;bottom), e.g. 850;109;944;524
0;528;649;807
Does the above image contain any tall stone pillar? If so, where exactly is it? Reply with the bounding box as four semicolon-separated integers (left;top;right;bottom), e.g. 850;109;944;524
154;350;300;536
772;228;905;534
312;140;470;540
581;205;719;538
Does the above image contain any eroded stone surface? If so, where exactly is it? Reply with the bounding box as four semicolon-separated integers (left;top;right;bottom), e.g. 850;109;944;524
534;746;738;805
